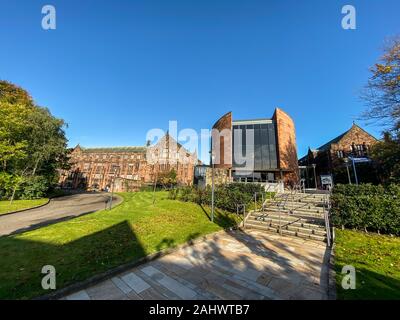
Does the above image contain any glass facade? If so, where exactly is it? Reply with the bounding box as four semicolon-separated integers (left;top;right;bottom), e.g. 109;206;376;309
232;122;278;171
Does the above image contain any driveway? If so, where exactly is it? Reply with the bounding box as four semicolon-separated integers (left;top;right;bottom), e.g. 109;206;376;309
63;230;331;300
0;193;122;236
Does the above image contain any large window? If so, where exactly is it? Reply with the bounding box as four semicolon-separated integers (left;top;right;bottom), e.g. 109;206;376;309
232;122;278;170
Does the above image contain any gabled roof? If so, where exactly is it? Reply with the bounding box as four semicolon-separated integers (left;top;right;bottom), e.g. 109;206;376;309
316;123;377;151
299;123;378;160
79;146;147;153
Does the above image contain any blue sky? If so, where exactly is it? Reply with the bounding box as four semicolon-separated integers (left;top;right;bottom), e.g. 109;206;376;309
1;0;399;162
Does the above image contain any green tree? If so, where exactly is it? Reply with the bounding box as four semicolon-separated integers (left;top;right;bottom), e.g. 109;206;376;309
361;37;400;183
370;132;400;183
0;80;69;201
158;168;178;189
361;36;400;132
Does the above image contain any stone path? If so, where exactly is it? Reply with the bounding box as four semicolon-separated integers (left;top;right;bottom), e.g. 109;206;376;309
62;230;331;300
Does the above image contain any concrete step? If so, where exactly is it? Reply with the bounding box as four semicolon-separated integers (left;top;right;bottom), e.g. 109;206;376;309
248;214;326;230
248;212;325;229
244;221;326;242
246;219;327;236
265;206;325;218
272;194;326;201
268;201;324;212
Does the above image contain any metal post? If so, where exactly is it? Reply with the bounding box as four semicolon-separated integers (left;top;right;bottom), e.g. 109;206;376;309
109;169;116;210
345;160;352;184
211;157;215;223
254;192;257;212
352;158;359;185
312;164;317;189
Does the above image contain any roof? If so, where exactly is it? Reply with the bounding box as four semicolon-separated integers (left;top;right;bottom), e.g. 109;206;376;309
317;123;378;151
299;123;378;159
79;146;147;153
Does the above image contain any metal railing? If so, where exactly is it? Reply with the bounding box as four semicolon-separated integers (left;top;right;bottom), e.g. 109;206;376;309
323;192;332;247
237;203;246;229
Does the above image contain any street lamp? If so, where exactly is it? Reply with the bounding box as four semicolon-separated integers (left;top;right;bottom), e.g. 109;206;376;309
312;164;317;189
210;151;215;223
109;168;117;210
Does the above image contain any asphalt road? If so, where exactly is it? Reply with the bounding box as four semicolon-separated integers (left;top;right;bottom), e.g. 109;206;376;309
0;193;122;236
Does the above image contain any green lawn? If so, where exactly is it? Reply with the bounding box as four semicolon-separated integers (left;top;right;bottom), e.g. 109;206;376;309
0;191;240;299
0;199;49;215
335;229;400;299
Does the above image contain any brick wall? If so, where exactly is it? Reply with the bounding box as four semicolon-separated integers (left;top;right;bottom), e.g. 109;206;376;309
211;112;232;169
273;108;299;183
59;135;197;192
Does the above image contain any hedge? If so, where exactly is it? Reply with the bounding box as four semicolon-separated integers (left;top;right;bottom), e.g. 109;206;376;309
169;183;271;213
331;184;400;235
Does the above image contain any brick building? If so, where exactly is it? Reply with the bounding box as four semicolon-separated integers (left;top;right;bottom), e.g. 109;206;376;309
298;123;378;188
210;108;299;185
59;134;198;192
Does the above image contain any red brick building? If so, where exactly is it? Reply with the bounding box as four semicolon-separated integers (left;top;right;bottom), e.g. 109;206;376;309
298;123;378;188
210;108;299;185
59;134;198;192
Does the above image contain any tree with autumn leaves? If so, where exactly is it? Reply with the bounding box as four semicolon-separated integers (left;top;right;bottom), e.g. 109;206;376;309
0;80;69;202
362;37;400;183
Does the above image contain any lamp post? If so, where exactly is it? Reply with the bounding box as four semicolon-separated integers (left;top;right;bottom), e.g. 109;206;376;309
109;168;117;210
312;164;317;189
210;152;215;223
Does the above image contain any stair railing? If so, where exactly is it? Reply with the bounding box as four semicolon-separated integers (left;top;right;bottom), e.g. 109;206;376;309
237;203;246;229
323;193;332;247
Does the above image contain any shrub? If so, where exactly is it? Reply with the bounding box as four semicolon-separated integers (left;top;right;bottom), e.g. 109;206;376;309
173;183;267;213
331;183;400;235
17;176;49;199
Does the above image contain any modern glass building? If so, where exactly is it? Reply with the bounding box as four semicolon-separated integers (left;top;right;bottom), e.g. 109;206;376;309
231;119;278;182
211;108;299;184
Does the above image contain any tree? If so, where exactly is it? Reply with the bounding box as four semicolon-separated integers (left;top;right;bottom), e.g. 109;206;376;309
0;80;69;201
361;36;400;132
158;168;178;189
369;132;400;183
361;37;400;183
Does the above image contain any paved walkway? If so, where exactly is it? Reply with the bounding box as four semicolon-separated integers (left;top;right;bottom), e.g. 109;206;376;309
0;193;122;236
63;230;330;300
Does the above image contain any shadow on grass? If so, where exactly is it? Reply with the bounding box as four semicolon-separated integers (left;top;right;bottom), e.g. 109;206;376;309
0;221;145;300
335;265;400;300
199;204;240;229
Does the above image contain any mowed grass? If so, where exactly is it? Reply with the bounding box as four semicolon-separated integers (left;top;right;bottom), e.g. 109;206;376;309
335;229;400;299
0;199;49;215
0;191;240;299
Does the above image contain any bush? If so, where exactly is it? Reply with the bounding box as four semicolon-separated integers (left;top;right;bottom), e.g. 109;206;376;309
331;184;400;235
172;183;267;213
17;176;49;199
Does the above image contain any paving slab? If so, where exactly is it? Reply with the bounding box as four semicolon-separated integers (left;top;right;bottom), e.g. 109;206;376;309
60;229;330;300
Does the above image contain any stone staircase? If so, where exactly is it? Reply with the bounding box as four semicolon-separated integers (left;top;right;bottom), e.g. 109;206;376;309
244;192;330;243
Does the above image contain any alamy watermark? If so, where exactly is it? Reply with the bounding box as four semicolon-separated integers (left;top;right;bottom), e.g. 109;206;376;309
342;5;356;30
41;265;56;290
341;265;356;290
41;5;56;30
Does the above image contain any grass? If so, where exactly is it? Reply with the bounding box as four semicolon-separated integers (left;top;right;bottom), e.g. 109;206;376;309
0;199;49;215
0;191;240;299
335;229;400;299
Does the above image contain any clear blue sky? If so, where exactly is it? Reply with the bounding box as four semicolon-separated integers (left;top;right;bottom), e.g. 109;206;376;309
1;0;399;162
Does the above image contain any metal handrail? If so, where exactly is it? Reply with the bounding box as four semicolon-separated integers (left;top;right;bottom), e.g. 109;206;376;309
323;192;332;247
237;203;246;229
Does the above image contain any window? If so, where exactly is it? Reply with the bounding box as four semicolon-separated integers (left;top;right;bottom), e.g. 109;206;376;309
337;150;344;158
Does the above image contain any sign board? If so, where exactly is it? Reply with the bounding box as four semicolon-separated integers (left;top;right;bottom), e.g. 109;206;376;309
320;175;333;186
348;157;371;163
